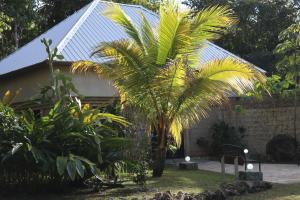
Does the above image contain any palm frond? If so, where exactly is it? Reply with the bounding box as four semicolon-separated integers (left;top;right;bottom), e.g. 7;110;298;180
140;12;157;57
198;58;266;94
103;4;143;46
190;6;237;43
156;2;183;64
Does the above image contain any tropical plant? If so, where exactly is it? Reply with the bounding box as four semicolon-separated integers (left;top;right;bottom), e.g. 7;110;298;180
72;0;266;177
274;23;300;141
0;97;130;191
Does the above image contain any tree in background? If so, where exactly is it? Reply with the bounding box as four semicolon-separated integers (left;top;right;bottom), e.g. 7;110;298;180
183;0;299;73
0;12;11;39
72;0;266;177
0;0;39;58
274;23;300;141
36;0;92;31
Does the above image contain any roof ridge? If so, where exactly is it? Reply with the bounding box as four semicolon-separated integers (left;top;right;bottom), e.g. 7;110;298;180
56;0;99;55
97;0;159;18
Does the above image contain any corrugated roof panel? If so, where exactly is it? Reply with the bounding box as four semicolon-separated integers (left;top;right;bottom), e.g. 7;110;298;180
0;0;264;75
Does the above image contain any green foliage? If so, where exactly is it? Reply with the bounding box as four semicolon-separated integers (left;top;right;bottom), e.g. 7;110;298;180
275;23;300;84
0;98;130;191
210;121;245;156
184;0;299;73
266;134;297;162
0;12;12;38
0;0;39;58
38;38;81;104
274;23;300;140
247;75;293;98
132;160;148;187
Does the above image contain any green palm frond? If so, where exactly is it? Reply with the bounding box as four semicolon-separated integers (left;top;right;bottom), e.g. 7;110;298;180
140;12;157;57
156;3;186;64
190;5;237;42
198;58;265;94
103;4;143;46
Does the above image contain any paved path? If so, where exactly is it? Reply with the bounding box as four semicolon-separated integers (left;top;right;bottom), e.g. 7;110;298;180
167;158;300;184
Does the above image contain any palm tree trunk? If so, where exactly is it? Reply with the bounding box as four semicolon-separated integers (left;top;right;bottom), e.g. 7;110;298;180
151;129;167;177
293;78;297;142
152;145;167;177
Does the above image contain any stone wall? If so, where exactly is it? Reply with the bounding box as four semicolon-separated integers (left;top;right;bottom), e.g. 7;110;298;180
184;95;300;157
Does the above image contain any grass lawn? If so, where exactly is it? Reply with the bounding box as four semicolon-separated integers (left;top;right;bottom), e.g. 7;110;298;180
3;167;300;199
97;167;235;199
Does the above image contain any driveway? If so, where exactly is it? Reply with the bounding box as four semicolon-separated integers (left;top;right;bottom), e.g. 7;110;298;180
167;158;300;184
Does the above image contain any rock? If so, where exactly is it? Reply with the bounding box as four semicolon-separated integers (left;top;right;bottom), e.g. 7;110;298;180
179;162;198;170
239;171;263;181
247;181;272;193
149;181;272;200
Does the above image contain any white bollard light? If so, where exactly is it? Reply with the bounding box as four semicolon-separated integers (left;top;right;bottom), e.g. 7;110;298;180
185;156;191;162
244;149;249;154
247;163;254;170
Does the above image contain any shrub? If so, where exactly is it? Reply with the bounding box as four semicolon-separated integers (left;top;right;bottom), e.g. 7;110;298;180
0;99;130;192
266;134;297;162
210;121;246;157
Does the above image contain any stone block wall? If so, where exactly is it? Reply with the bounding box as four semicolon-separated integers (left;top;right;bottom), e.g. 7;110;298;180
184;95;300;157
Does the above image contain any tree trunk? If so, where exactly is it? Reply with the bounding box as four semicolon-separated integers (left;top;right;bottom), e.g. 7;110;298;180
152;145;167;177
151;129;167;177
13;22;19;50
293;79;298;142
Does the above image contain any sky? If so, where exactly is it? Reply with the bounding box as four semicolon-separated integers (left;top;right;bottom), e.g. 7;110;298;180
175;0;190;11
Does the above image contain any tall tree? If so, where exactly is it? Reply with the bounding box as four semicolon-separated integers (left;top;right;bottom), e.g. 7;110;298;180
0;12;11;39
72;0;266;177
36;0;92;31
0;0;39;58
183;0;299;73
274;23;300;141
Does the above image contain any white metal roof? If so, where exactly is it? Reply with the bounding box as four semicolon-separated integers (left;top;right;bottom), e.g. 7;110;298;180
0;0;265;76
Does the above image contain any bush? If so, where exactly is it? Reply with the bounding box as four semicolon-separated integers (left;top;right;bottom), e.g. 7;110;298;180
210;121;246;157
266;134;297;162
0;99;130;193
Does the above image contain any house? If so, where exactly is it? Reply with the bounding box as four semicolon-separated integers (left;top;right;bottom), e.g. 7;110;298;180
0;0;267;157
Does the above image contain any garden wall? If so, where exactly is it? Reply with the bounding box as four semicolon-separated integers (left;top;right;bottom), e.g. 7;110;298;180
184;95;300;157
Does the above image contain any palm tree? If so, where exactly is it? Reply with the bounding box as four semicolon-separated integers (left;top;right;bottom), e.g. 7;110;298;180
72;0;266;177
